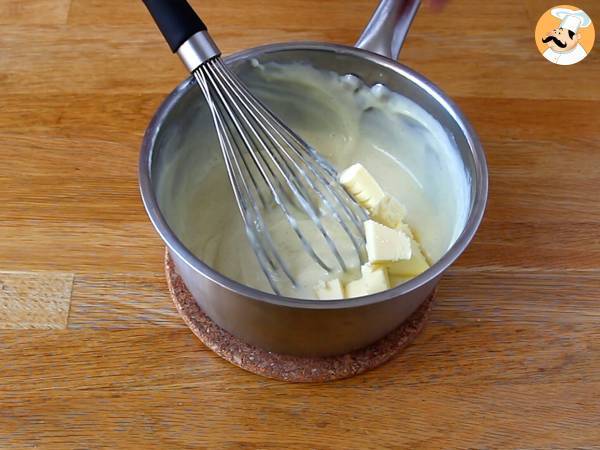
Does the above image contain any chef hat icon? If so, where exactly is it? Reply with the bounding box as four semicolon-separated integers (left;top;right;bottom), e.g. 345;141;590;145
551;8;592;33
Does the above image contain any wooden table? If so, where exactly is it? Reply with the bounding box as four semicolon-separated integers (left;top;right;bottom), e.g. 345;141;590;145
1;0;599;447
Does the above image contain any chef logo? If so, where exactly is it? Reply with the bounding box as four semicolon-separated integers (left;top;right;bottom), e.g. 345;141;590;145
535;5;594;65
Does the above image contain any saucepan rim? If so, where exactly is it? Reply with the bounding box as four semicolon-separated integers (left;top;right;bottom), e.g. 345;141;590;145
139;41;488;310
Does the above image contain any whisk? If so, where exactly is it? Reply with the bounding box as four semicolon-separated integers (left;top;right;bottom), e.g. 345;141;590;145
143;0;368;294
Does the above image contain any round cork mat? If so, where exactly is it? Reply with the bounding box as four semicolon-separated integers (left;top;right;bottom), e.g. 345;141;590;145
165;250;435;382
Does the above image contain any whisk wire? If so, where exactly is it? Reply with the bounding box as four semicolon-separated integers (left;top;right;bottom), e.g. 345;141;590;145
195;68;296;293
203;60;339;272
210;61;364;260
194;57;369;292
212;60;369;240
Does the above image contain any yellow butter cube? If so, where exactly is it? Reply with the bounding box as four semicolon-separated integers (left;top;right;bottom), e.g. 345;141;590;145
365;220;412;263
396;221;414;239
345;264;390;298
370;194;407;228
315;278;345;300
339;163;386;211
386;239;430;277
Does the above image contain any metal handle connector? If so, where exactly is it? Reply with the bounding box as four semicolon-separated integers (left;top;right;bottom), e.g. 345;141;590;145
177;30;221;72
355;0;421;61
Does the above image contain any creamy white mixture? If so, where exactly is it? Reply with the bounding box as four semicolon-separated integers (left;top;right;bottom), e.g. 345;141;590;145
157;62;469;299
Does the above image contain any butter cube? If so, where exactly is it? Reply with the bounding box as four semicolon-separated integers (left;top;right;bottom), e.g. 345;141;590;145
361;264;390;292
370;194;407;228
345;264;390;298
315;278;345;300
339;163;386;211
345;278;367;298
365;220;412;263
389;276;412;287
385;239;430;277
396;221;414;239
360;263;379;275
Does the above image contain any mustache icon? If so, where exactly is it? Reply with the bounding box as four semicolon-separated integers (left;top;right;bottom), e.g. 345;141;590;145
542;35;567;48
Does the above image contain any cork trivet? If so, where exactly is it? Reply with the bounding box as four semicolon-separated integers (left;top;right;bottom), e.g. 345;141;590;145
165;250;435;382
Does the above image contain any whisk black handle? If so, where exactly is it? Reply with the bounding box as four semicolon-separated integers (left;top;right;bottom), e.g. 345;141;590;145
142;0;207;52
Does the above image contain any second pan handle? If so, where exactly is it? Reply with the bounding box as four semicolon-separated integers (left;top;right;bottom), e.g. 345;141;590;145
355;0;421;61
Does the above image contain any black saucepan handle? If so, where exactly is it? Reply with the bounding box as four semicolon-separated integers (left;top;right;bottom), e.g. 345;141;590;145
142;0;207;53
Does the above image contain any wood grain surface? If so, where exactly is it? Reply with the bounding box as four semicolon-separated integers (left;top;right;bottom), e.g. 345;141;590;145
1;0;599;448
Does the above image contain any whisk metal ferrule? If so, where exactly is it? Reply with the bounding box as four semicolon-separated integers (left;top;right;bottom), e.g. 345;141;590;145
177;31;221;72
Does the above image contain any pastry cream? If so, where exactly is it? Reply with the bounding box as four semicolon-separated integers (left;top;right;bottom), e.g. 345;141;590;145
157;62;469;299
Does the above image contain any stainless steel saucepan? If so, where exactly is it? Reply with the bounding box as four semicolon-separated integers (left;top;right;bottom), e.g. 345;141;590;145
139;0;488;356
